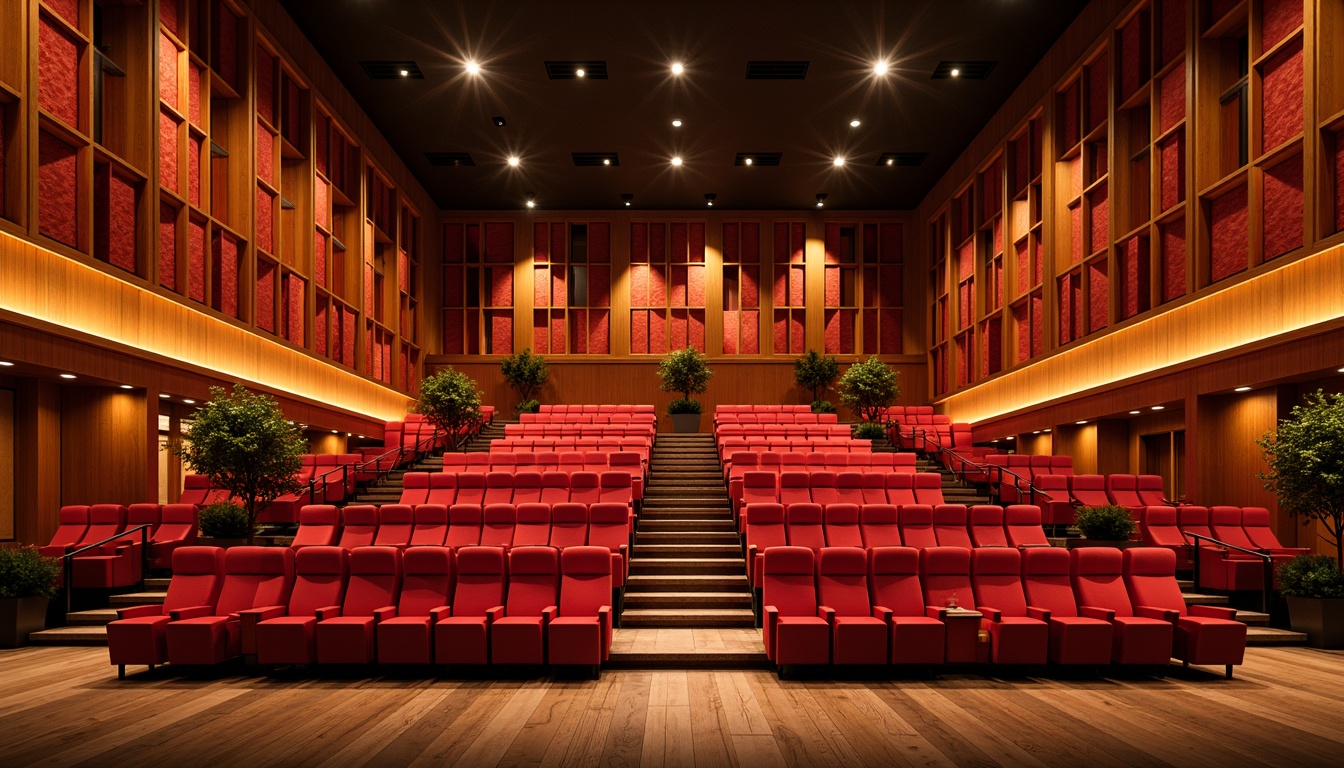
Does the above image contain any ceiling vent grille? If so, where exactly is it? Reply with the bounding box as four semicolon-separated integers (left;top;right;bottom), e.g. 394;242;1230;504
360;60;424;79
931;61;997;80
734;152;783;166
745;61;809;80
425;152;475;167
546;61;608;79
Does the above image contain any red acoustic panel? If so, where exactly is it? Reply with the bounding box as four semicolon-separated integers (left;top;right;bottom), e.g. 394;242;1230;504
342;307;357;362
551;264;567;307
723;310;740;355
550;310;566;355
983;160;1002;219
47;0;78;25
742;265;759;308
773;266;788;306
533;265;549;307
1158;0;1185;66
257;261;276;333
491;311;513;354
1089;183;1108;256
1210;186;1248;282
790;311;805;354
650;308;668;353
629;263;648;306
159;202;177;290
256;48;275;125
286;274;304;342
39;18;79;127
1260;39;1303;153
488;266;513;307
824;309;840;353
444;311;463;354
957;240;973;281
160;0;181;38
315;114;329;178
315;230;327;289
315;179;329;230
1119;13;1143;101
1067;154;1083;197
1015;241;1030;294
955;193;972;243
958;280;973;329
862;266;877;307
159;32;179;108
95;166;137;273
188;217;206;303
533;309;549;353
789;265;805;306
256;186;274;253
1061;80;1080;148
982;317;1002;376
1262;0;1303;50
532;222;550;263
773;310;788;354
630;222;647;262
1335;129;1344;233
1262;155;1303;261
1160;218;1186;303
364;264;374;317
741;310;759;354
1013;304;1030;363
257;124;274;185
1033;239;1043;285
1087;260;1108;333
443;267;463;306
159;110;179;193
744;222;761;261
724;223;739;261
880;223;901;262
189;65;203;125
650;263;667;305
824;223;840;264
862;309;877;354
773;222;788;263
1058;275;1074;345
1069;203;1082;264
485;222;513;262
993;218;1003;255
671;223;688;263
38;131;78;247
791;223;806;263
1118;236;1150;320
212;232;239;318
1159;131;1185;211
1086;59;1107;133
589;222;610;262
955;336;970;388
589;309;610;353
1012;134;1030;194
1158;64;1186;133
366;327;376;372
188;134;201;206
670;265;688;307
687;265;705;306
1030;293;1043;357
214;4;239;89
839;309;856;354
690;309;706;352
630;309;648;354
443;224;464;262
590;264;610;307
670;309;688;349
689;223;705;262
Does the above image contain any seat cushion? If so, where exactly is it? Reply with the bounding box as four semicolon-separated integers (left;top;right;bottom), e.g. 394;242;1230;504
435;617;489;665
491;616;546;665
107;615;172;666
1111;616;1174;666
831;616;887;665
377;617;433;665
316;617;377;664
1047;617;1113;666
548;617;602;665
166;616;238;665
255;617;318;666
1176;617;1246;667
775;616;830;666
986;617;1048;665
889;617;946;665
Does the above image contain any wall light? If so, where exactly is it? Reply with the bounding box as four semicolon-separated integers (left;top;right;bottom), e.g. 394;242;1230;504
1129;410;1141;415
183;399;196;405
0;361;13;366
1234;386;1252;392
1151;405;1165;411
1076;420;1087;425
60;373;77;379
119;384;133;389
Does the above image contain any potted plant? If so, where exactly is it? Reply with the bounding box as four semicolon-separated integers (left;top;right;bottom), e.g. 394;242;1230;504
0;546;61;648
852;422;887;442
1276;555;1344;648
1067;504;1139;549
501;348;549;415
794;350;840;413
837;355;899;434
417;367;484;450
197;502;253;549
657;347;713;433
1258;389;1344;569
167;384;306;546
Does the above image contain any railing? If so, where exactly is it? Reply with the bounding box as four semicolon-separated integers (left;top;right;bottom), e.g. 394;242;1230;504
1183;531;1274;613
61;524;152;616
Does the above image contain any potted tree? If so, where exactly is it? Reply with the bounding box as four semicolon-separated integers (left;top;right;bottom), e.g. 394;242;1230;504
1066;505;1139;550
657;347;713;433
417;366;484;450
0;546;61;648
794;350;840;413
1259;389;1344;647
501;348;549;415
167;384;305;546
197;502;253;549
837;355;899;434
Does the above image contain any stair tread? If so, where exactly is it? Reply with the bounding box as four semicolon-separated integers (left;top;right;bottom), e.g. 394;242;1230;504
109;591;167;605
621;608;755;617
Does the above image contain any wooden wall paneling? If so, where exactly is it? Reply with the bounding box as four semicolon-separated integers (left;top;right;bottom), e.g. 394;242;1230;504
12;379;60;546
1094;417;1131;474
306;431;344;455
1051;421;1099;473
0;387;14;540
1193;387;1279;508
1126;406;1187;472
60;387;149;506
1014;431;1053;456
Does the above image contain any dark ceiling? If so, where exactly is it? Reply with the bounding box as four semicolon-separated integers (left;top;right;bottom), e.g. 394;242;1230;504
279;1;1088;212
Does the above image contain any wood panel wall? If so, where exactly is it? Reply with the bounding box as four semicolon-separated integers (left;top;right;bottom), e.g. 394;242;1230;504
0;388;14;540
60;389;150;506
11;379;60;546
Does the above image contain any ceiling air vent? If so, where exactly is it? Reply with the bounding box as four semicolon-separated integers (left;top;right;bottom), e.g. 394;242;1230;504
735;152;782;166
932;61;997;80
746;61;809;80
546;61;608;79
360;60;424;80
572;152;620;167
425;152;475;167
877;152;928;167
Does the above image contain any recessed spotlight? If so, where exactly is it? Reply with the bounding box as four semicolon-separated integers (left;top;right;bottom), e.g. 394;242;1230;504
1043;429;1051;433
671;62;684;75
347;432;353;437
0;361;13;366
1076;420;1087;425
507;155;520;167
1129;410;1141;415
1151;405;1165;411
492;116;506;127
850;119;861;127
602;158;611;166
60;373;77;379
119;384;133;389
950;68;961;77
525;198;536;209
621;193;633;206
1234;386;1252;392
575;68;586;78
672;119;683;127
159;393;172;398
1005;436;1015;440
886;158;895;166
815;193;827;207
705;193;716;207
833;156;846;167
465;60;481;76
183;399;196;405
1032;430;1041;434
1339;367;1344;373
332;430;339;434
743;157;753;166
671;156;683;166
873;60;889;76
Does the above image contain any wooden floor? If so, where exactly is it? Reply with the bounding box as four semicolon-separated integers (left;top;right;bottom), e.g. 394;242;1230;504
3;646;1344;767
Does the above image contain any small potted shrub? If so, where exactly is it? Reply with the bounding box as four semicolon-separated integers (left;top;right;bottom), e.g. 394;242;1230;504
1067;504;1138;549
0;546;61;648
837;355;899;437
198;502;253;549
501;349;549;415
1277;555;1344;648
794;350;840;413
657;347;713;433
852;422;887;442
417;367;484;450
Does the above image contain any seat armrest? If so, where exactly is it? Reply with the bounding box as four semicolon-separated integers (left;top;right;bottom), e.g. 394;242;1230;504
485;606;504;624
315;605;344;621
116;604;163;620
542;606;557;625
764;605;780;632
429;605;453;622
1078;605;1115;622
871;605;893;623
1133;605;1180;623
1026;606;1051;622
168;605;215;621
1189;604;1238;621
818;605;836;624
977;606;1003;623
373;606;398;623
925;605;948;620
238;605;287;622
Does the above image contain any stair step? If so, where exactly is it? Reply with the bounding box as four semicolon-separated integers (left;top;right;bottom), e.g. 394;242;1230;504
626;574;749;591
636;531;742;545
144;578;172;589
650;472;724;481
29;626;108;646
642;497;731;507
619;609;756;628
1236;610;1270;626
639;509;736;520
67;608;120;626
623;592;752;608
1183;592;1230;606
633;544;742;558
109;591;167;606
630;558;745;575
1246;627;1309;646
638;519;738;532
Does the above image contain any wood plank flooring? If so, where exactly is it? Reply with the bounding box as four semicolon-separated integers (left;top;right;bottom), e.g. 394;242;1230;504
2;645;1343;767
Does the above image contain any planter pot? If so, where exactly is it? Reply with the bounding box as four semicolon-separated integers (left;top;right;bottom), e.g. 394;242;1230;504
669;413;702;433
199;537;249;550
0;597;50;648
1286;596;1344;649
1064;538;1141;550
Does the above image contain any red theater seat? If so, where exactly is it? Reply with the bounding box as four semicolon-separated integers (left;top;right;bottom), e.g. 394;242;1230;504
377;547;453;665
548;546;614;670
149;504;199;570
1240;507;1309;557
108;546;225;677
1124;548;1246;678
971;548;1048;664
480;503;517;548
549;503;589;549
40;505;90;558
587;503;631;608
859;504;901;548
823;504;863;548
540;472;570;506
315;546;402;664
1031;474;1075;528
1021;548;1112;665
291;505;341;549
885;473;916;507
491;546;560;665
932;504;972;548
1139;506;1191;569
968;505;1008;548
435;546;507;665
1004;505;1050;548
251;546;349;665
784;502;825;552
338;506;379;549
445;504;483;550
1070;548;1173;667
898;505;937;550
868;547;944;665
373;505;414;548
1136;475;1168;506
166;546;295;666
816;547;886;665
409;504;449;547
761;546;829;668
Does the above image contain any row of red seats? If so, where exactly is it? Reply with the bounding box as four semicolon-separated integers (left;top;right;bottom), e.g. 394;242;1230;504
518;412;655;424
728;464;924;512
762;545;1246;677
712;413;841;426
487;440;651;464
265;453;368;522
1141;506;1307;589
716;425;853;441
179;475;240;508
735;471;946;519
502;424;654;439
398;470;635;509
539;404;653;414
718;441;875;462
725;451;916;478
744;503;1051;607
888;415;960;454
443;450;648;474
715;405;814;413
40;503;199;586
107;544;613;677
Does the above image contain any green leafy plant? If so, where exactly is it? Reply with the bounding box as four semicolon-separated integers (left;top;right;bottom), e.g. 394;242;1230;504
167;384;304;545
836;356;900;424
794;350;840;404
1075;505;1137;541
0;547;61;600
668;398;702;415
852;422;887;441
517;398;541;414
657;347;713;415
417;367;484;451
198;502;253;540
1277;554;1344;599
1259;389;1344;569
811;399;837;414
500;349;549;412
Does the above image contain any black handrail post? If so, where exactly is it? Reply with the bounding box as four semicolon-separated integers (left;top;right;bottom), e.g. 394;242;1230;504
1263;557;1273;615
1191;537;1202;590
140;526;148;588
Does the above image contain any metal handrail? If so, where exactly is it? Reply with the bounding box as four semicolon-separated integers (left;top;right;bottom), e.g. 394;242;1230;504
62;524;152;615
1183;531;1274;613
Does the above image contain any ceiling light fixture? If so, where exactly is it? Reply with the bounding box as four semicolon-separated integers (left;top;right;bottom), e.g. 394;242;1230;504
399;69;409;77
465;60;481;76
183;399;196;405
1043;429;1051;433
1076;420;1088;425
672;119;683;127
850;119;861;127
1033;430;1041;434
1005;436;1015;440
833;156;846;167
159;393;171;398
671;62;684;75
602;158;611;166
60;373;76;379
525;197;536;209
119;384;133;389
575;67;586;78
873;60;889;76
0;361;13;366
705;193;716;207
331;430;339;434
621;193;633;206
1151;405;1165;411
815;193;827;207
491;116;506;127
886;158;895;166
1129;410;1141;415
743;157;753;166
507;155;520;167
1234;386;1252;392
950;67;961;77
671;156;683;166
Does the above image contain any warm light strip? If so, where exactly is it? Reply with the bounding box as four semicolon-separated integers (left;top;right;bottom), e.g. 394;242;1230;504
939;242;1344;425
0;232;411;421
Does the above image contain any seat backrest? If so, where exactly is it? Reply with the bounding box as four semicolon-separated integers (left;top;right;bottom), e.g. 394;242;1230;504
822;504;863;548
162;546;226;613
835;472;865;505
742;472;778;505
342;547;401;616
779;471;811;506
968;505;1008;547
588;502;631;552
808;471;838;506
1140;506;1185;547
451;546;507;616
83;504;128;544
569;472;601;505
549;503;589;548
445;504;483;548
784;502;825;552
971;548;1028;617
1136;475;1167;505
401;472;430;506
180;475;210;506
482;472;513;506
860;474;888;505
920;546;972;609
454;474;487;506
859;504;901;547
511;472;543;505
745;503;787;550
1070;474;1109;506
885;473;916;506
1070;547;1134;617
816;547;872;617
540;471;570;505
126;503;162;536
373;505;414;547
1240;507;1286;549
1122;547;1187;616
761;546;817;617
505;546;560;617
1105;474;1142;506
408;504;448;547
154;503;198;545
338;506;379;549
867;546;925;616
293;505;341;548
397;547;453;617
1020;547;1079;617
480;503;516;548
932;504;972;548
897;504;937;550
1209;506;1257;549
1176;505;1213;541
1004;505;1049;547
512;503;553;547
424;474;456;506
48;505;90;548
558;546;613;616
287;546;349;616
216;546;296;616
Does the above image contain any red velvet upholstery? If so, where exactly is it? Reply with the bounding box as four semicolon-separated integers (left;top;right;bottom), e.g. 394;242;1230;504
587;503;631;592
435;546;506;664
409;504;449;547
823;504;863;548
859;504;901;548
1240;507;1308;557
315;546;402;664
1005;505;1050;548
480;503;517;548
373;505;414;548
784;502;825;552
867;547;944;664
816;547;886;664
167;546;295;665
1124;548;1245;676
456;473;487;506
513;503;552;547
971;548;1047;664
377;547;453;664
338;506;379;549
108;546;225;674
548;546;614;666
1021;548;1111;665
898;505;937;550
1031;474;1075;526
1136;475;1167;506
252;546;349;665
968;505;1007;548
549;503;589;549
292;505;341;549
569;472;601;506
779;471;810;507
746;503;787;599
511;472;543;505
72;504;139;589
932;504;971;548
1183;505;1264;591
149;504;198;570
1140;507;1192;569
39;505;90;558
761;546;828;666
835;472;865;506
484;471;514;506
1070;548;1173;666
492;547;560;665
445;504;483;550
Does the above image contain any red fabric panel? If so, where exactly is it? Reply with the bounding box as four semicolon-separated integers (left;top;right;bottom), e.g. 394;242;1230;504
1058;275;1073;344
1089;183;1108;255
1159;0;1185;66
1069;203;1082;264
189;65;203;125
1086;59;1107;132
825;266;840;305
1210;186;1248;282
444;267;463;306
256;48;275;125
188;218;206;302
957;240;973;280
1160;218;1186;303
1158;64;1185;133
689;309;706;352
880;308;902;354
159;202;177;291
742;265;759;308
315;230;328;289
880;223;901;263
444;311;463;354
1013;304;1030;363
670;309;688;349
773;310;788;354
160;0;180;43
1033;239;1043;285
256;186;274;253
862;266;877;306
690;223;705;262
589;222;610;262
532;222;549;263
1030;293;1043;357
1119;14;1142;101
212;232;238;317
256;126;274;186
671;223;688;263
39;18;79;127
687;265;704;306
743;222;760;262
1015;241;1029;294
629;264;647;306
444;224;464;262
1087;260;1108;333
958;280;973;329
491;311;513;354
489;266;512;306
315;179;329;230
1159;131;1185;211
343;307;357;362
1262;0;1302;50
551;264;566;306
533;309;549;353
773;266;788;306
485;222;513;262
983;160;1002;219
160;33;179;109
670;265;688;307
982;317;1002;375
1061;81;1079;148
773;222;788;263
955;336;970;388
741;310;759;354
1118;236;1150;320
367;327;377;372
1335;129;1344;233
824;223;840;264
724;222;739;262
993;218;1003;255
824;309;840;353
791;223;805;263
533;265;549;307
257;261;276;333
315;113;329;178
630;222;646;262
723;310;739;354
47;0;78;27
38;131;78;247
650;308;668;353
839;309;855;354
365;264;374;317
286;274;304;341
790;311;804;354
215;5;239;89
789;265;805;306
550;311;566;354
650;264;667;305
630;309;648;354
97;167;138;273
188;134;201;206
1262;155;1304;261
1260;40;1303;152
589;309;609;353
160;110;179;193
